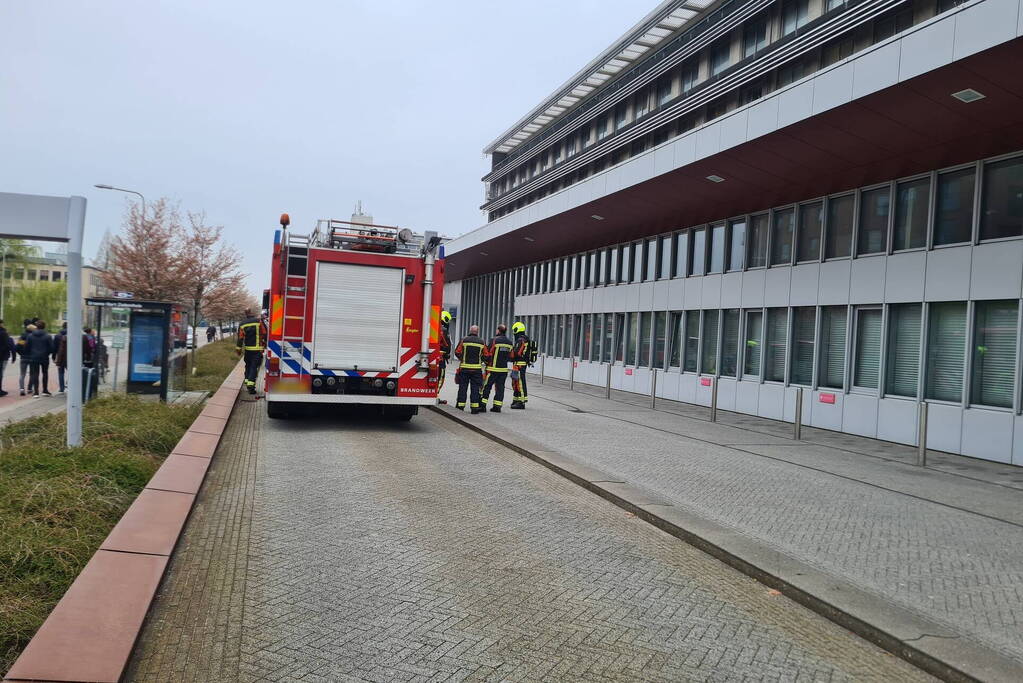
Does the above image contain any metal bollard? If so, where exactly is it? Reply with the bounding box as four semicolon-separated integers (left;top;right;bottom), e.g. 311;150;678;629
710;377;718;422
793;387;803;440
540;354;545;385
605;362;612;400
917;402;928;467
569;356;575;391
650;368;658;409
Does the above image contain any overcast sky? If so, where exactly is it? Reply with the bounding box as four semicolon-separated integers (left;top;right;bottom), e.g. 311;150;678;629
0;1;648;294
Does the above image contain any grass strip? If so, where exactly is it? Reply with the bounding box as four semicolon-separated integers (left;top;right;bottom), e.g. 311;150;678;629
186;338;242;392
0;340;237;672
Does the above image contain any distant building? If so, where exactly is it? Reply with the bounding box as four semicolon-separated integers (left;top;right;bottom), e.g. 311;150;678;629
3;251;110;299
445;0;1023;465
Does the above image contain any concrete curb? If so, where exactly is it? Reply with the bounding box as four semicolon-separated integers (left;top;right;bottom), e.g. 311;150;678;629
430;403;1023;683
4;362;246;683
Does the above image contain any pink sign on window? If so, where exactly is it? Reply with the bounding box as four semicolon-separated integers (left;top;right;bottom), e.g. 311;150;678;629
573;361;579;368
819;392;836;404
700;377;712;386
625;368;633;376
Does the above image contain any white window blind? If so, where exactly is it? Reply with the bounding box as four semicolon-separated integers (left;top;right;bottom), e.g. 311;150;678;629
721;310;740;377
819;306;847;389
885;304;921;397
926;302;967;402
702;310;719;374
684;311;700;372
971;300;1018;408
765;308;788;382
854;308;882;389
790;307;816;385
744;311;764;376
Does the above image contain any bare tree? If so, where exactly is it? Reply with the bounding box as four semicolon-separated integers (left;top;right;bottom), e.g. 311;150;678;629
103;199;186;300
204;280;259;339
175;211;243;352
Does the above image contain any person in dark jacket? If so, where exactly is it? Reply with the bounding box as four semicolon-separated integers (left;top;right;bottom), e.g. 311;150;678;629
26;321;54;397
480;324;512;413
454;325;487;414
53;322;68;393
235;309;267;394
17;320;33;396
0;320;10;397
206;325;216;343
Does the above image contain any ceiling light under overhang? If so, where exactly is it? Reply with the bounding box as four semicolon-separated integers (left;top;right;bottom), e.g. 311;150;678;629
706;174;725;183
591;214;605;220
480;251;489;256
523;236;535;242
951;88;985;103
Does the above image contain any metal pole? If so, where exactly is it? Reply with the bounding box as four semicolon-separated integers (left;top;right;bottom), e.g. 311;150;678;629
650;368;658;409
540;354;545;384
917;402;928;466
66;196;86;448
0;246;6;320
793;387;803;440
569;356;575;391
710;378;718;422
605;362;612;399
112;347;120;391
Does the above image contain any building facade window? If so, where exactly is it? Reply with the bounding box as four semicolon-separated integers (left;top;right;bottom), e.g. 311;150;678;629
727;219;746;271
702;310;719;374
691;228;706;276
709;223;726;273
980;156;1023;241
765;308;788;382
770;208;794;266
747;214;769;268
782;0;810;35
645;238;657;281
886;303;921;397
627;313;639;364
669;311;684;368
684;311;700;372
743;18;768;58
658;236;671;278
853;307;882;390
893;177;930;251
721;309;740;377
637;312;652;367
581;315;592;361
858;187;890;255
926;302;967;402
674;231;689;277
653;311;668;369
971;300;1018;408
615;313;626;362
603;313;614;363
819;306;847;389
710;40;731;76
744;310;764;377
796;201;823;262
934;167;975;245
790;307;816;385
826;194;854;258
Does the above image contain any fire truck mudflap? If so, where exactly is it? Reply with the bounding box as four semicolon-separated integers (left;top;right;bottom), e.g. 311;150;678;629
264;214;444;420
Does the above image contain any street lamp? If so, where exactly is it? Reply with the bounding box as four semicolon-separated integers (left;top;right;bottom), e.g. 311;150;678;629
94;184;146;225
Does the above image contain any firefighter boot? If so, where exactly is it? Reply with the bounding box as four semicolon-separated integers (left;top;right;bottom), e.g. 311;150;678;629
490;406;501;413
511;401;525;409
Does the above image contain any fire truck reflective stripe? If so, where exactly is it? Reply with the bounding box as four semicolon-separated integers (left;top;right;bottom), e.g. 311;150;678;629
430;306;440;345
270;295;284;335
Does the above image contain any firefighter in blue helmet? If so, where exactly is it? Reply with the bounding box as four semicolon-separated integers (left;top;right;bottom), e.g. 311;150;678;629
236;308;267;394
480;323;512;412
510;321;534;409
454;324;486;414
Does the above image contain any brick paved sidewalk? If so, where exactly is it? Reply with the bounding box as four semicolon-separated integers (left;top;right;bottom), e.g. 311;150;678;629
440;375;1023;672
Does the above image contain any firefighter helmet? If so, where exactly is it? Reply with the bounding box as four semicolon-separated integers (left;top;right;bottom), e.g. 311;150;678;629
440;310;452;324
512;321;526;335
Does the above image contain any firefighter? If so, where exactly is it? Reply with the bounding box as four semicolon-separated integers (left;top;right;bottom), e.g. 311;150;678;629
480;324;512;413
454;324;486;413
235;308;267;395
510;320;533;409
438;310;453;393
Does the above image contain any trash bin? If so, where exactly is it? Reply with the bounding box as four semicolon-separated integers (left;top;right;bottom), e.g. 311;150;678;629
82;365;99;401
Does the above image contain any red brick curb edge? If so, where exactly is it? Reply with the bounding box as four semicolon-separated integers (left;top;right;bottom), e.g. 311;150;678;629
4;362;246;683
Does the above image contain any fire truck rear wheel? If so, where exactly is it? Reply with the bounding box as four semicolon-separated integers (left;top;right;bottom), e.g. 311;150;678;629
267;402;292;419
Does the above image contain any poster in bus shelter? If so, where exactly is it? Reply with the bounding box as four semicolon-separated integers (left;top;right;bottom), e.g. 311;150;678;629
129;312;165;382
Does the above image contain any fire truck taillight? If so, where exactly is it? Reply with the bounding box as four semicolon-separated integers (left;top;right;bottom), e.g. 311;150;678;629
267;357;280;377
427;363;440;385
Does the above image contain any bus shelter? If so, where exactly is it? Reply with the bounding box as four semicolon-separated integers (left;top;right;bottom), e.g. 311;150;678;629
85;298;190;402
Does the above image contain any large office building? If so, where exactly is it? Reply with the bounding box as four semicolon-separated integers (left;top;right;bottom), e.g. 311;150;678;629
443;0;1023;465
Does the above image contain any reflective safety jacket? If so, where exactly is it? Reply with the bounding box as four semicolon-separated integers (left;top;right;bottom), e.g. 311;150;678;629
439;323;452;359
512;332;531;367
486;333;513;372
454;334;486;370
236;316;267;351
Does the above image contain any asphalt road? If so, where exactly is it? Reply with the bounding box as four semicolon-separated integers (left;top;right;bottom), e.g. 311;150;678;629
127;398;932;682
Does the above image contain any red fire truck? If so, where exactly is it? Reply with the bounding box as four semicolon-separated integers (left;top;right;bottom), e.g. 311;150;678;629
263;214;444;420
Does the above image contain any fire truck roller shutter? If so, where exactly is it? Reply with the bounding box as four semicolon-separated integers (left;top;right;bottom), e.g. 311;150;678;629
313;262;404;372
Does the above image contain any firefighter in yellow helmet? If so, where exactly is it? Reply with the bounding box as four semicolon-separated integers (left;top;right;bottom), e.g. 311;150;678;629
510;320;534;409
454;324;486;413
235;308;267;394
438;310;452;393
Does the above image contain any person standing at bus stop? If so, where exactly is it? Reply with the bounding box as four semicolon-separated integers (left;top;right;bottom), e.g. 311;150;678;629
235;308;267;395
454;324;486;414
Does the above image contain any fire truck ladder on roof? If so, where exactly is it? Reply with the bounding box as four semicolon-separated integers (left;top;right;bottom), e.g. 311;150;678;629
280;232;311;374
